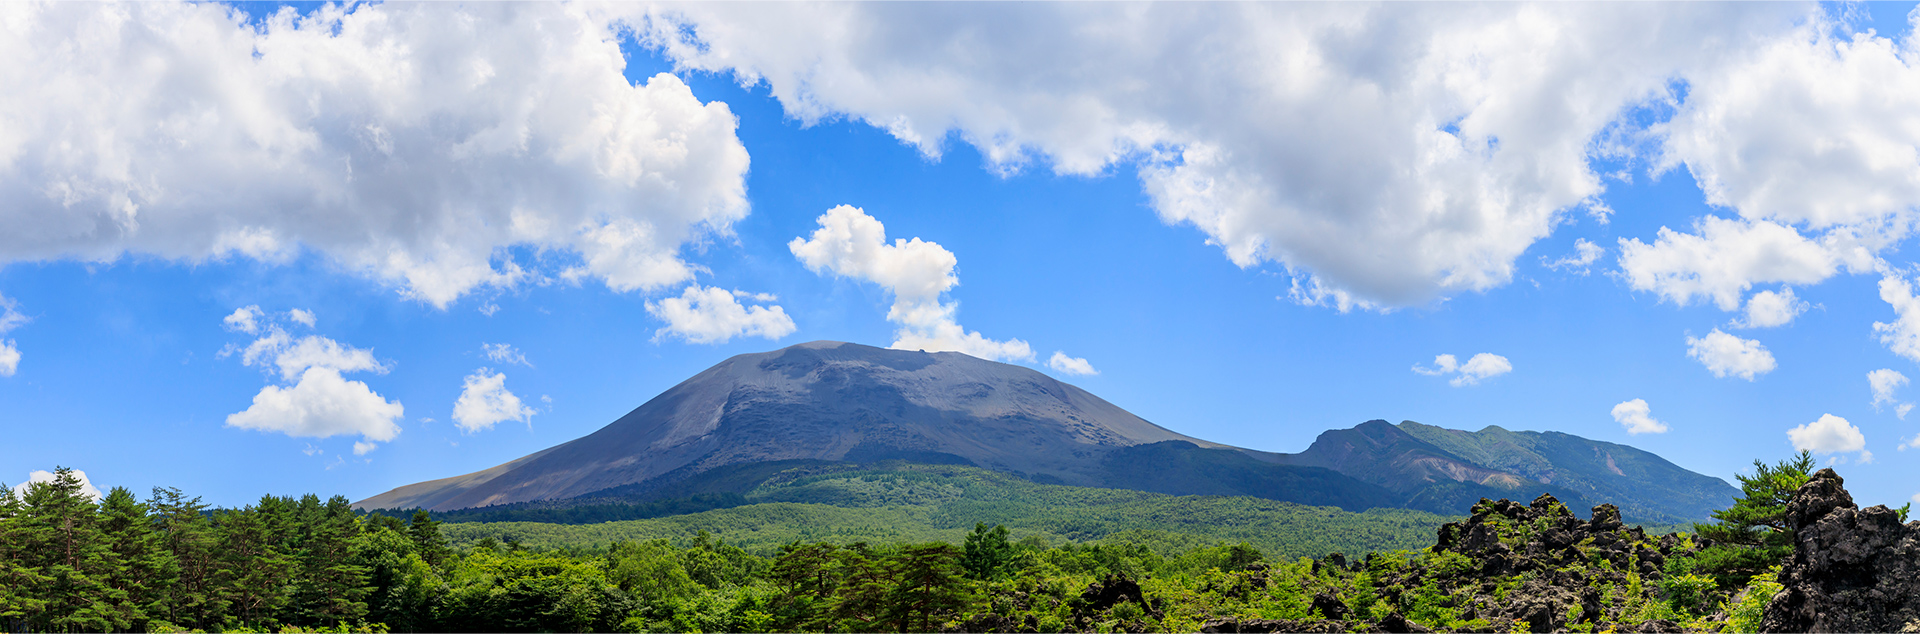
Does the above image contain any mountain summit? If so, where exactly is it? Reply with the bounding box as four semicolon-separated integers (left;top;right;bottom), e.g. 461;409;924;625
358;341;1734;523
358;341;1240;511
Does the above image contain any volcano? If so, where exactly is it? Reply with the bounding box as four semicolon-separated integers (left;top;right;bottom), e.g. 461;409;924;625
357;341;1734;523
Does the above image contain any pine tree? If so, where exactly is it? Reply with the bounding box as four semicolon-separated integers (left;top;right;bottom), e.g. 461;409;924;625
1691;450;1815;588
829;543;894;631
294;496;371;627
771;541;843;630
884;543;970;633
18;466;123;632
0;484;51;632
149;486;224;630
216;501;296;628
407;510;450;568
960;523;1013;581
99;486;175;631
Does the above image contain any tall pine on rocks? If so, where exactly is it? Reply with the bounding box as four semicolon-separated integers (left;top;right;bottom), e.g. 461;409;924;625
1690;451;1814;588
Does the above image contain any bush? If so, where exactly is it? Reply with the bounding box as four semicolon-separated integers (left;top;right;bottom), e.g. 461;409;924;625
1724;567;1785;633
1661;574;1717;616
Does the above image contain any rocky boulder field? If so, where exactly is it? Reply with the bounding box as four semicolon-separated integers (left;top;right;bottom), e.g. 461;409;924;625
1168;468;1917;633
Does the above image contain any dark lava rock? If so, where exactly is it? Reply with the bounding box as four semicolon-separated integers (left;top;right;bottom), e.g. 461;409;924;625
1758;468;1920;633
1078;575;1152;615
1376;612;1433;633
1197;618;1347;633
1309;592;1350;620
1430;496;1700;632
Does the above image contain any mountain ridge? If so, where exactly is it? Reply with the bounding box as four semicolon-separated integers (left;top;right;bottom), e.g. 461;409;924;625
357;341;1736;523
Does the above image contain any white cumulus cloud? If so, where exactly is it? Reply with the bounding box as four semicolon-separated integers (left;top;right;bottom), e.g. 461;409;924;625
1869;368;1912;419
0;293;23;377
0;2;749;307
1787;413;1871;464
645;284;797;345
1047;352;1098;376
227;367;404;444
1685;329;1776;380
1618;217;1853;312
790;205;1032;362
1660;15;1920;232
287;309;316;328
222;309;401;452
10;469;103;502
631;3;1807;308
453;369;536;434
1413;352;1511;387
223;306;265;334
1874;272;1920;362
1735;288;1809;329
1610;398;1669;435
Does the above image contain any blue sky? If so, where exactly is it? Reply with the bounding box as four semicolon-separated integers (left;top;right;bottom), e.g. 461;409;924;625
6;1;1920;509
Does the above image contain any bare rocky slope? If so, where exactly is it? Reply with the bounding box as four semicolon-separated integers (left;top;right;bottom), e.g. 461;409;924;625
356;341;1734;522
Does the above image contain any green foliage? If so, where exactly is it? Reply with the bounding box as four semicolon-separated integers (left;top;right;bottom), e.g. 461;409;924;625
0;457;1832;634
439;464;1451;561
1691;451;1812;588
1723;567;1785;634
883;543;969;632
1660;574;1717;616
960;523;1013;581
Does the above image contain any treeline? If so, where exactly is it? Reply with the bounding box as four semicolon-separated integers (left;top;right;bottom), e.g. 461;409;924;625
0;457;1832;633
0;468;389;632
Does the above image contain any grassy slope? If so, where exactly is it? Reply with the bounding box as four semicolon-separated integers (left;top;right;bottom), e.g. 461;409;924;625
440;464;1455;559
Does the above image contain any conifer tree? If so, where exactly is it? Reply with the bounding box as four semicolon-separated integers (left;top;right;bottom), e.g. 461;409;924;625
99;486;174;631
960;523;1013;581
19;467;123;632
829;543;894;631
295;496;371;627
1691;450;1815;588
149;486;224;629
884;543;970;633
771;541;843;630
0;484;51;631
407;510;450;567
216;502;296;627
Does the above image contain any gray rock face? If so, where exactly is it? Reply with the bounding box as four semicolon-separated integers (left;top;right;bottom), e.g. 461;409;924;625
1759;468;1920;633
357;341;1228;511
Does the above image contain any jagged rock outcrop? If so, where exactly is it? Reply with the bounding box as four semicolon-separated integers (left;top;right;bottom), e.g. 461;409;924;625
1758;468;1920;633
1416;494;1700;632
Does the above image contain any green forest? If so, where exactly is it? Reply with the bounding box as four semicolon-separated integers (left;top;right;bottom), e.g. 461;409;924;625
400;464;1453;560
0;456;1836;633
